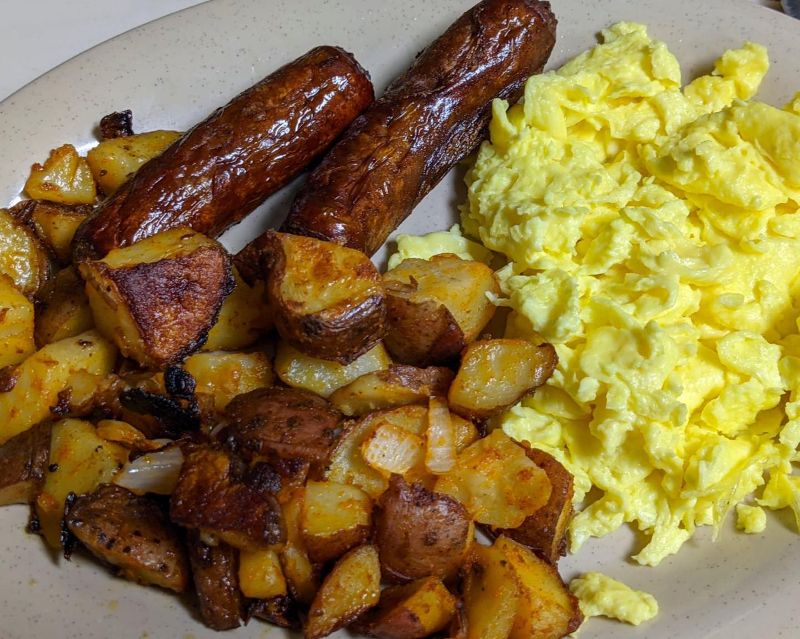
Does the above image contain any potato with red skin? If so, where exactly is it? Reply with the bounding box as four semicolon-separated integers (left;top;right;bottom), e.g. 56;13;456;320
186;530;244;631
262;231;386;364
375;475;473;583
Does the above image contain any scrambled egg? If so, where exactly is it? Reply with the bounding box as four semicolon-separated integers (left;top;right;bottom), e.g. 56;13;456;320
569;572;658;626
393;21;800;611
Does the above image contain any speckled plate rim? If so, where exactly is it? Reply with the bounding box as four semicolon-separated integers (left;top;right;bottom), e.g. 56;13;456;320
1;1;799;638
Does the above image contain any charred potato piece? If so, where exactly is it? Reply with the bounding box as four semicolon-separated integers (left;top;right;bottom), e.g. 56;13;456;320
275;340;392;399
448;339;557;420
355;576;457;639
495;536;583;639
0;207;52;297
249;595;301;629
239;547;287;599
0;331;116;445
170;444;284;550
383;255;500;366
34;267;94;346
80;227;234;369
187;531;244;631
0;274;35;367
463;541;521;639
87;130;182;196
493;448;574;563
329;364;454;417
263;231;386;364
0;421;50;505
24;144;97;205
10;199;91;264
375;475;472;583
324;405;427;498
99;110;134;139
279;487;320;604
434;430;551;529
183;350;273;413
305;544;381;639
300;480;373;564
36;419;129;548
203;268;272;351
65;484;189;593
223;386;341;471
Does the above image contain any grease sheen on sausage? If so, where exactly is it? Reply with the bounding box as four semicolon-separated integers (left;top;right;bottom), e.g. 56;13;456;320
278;0;557;256
73;46;374;261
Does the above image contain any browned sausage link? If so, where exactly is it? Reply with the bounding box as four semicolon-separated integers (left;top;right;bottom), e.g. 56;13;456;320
72;46;374;261
279;0;557;256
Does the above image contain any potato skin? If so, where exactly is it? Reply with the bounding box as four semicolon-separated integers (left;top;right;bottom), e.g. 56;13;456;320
64;484;190;593
375;475;472;583
73;46;374;261
186;531;244;631
262;231;386;364
222;386;342;471
281;0;557;256
0;421;50;505
170;445;285;549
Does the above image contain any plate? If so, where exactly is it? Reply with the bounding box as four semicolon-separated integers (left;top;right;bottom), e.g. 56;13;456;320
1;1;799;637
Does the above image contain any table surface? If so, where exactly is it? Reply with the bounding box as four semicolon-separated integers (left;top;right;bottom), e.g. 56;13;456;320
0;0;787;102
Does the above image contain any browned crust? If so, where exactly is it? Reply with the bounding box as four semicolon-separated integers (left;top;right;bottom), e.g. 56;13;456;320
64;484;190;593
375;475;472;583
73;46;374;262
99;110;134;139
281;0;557;255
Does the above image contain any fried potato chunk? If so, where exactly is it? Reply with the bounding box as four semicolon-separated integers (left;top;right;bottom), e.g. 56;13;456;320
80;227;234;369
86;130;181;196
279;487;320;604
263;231;386;364
355;576;457;639
183;350;273;413
24;144;97;205
301;480;373;564
0;274;35;367
239;547;287;599
0;207;52;297
463;541;521;639
383;254;500;366
0;421;50;506
65;484;189;593
434;430;551;529
375;475;472;583
34;267;94;346
36;419;129;548
203;268;272;351
0;330;116;445
495;536;583;639
224;386;342;471
10;199;91;264
448;338;557;420
493;447;574;563
170;445;284;550
305;544;381;639
186;531;244;631
329;364;454;417
275;340;391;399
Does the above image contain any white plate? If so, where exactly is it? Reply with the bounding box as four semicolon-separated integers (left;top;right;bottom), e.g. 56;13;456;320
1;1;799;638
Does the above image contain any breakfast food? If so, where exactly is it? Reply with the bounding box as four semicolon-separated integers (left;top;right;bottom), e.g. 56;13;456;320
276;0;558;256
72;45;375;261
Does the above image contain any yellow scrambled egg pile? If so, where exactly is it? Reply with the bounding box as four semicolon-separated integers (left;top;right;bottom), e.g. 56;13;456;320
396;22;800;574
466;21;800;566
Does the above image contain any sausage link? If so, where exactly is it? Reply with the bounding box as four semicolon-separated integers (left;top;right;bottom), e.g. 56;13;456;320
279;0;557;256
73;46;374;261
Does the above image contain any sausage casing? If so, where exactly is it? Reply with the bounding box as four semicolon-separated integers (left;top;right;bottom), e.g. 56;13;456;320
279;0;557;256
73;46;374;260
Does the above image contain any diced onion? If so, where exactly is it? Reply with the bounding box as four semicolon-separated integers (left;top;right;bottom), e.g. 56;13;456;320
425;396;456;474
361;422;424;475
114;445;184;495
